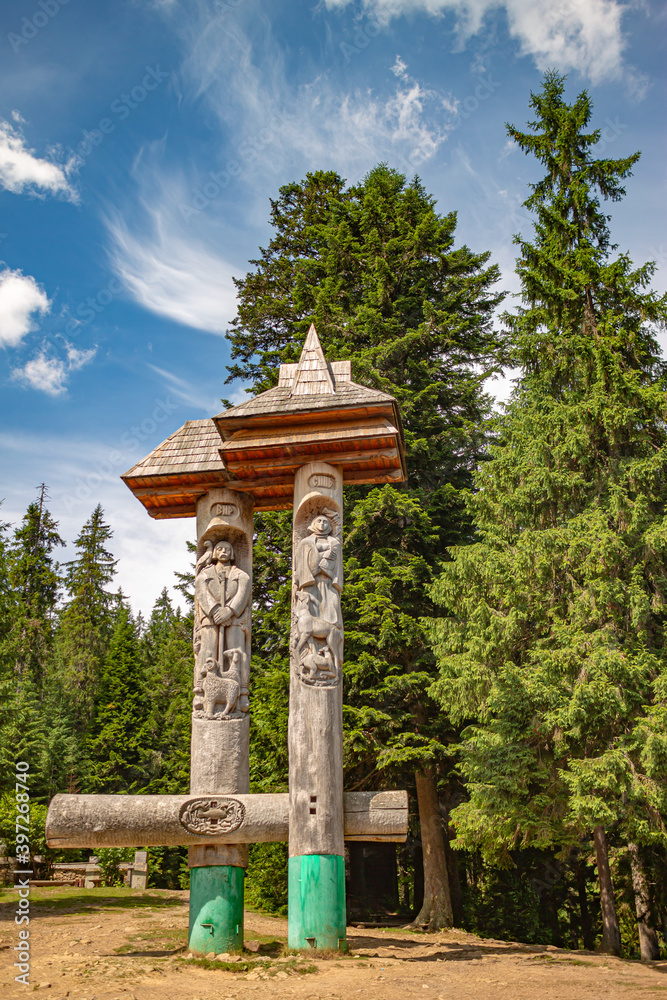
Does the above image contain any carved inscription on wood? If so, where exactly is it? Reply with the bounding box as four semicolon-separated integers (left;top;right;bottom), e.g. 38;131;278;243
308;473;335;490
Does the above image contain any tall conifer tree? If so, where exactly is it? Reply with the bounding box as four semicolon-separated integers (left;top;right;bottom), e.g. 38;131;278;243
88;602;146;792
227;164;504;926
139;588;192;793
429;73;667;957
54;505;117;729
5;485;63;687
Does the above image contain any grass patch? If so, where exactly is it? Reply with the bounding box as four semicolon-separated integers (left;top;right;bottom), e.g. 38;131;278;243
176;956;317;976
0;887;185;914
527;954;591;966
113;925;188;956
284;946;356;959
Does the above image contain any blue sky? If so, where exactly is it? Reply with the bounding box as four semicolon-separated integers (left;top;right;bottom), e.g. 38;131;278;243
1;0;665;615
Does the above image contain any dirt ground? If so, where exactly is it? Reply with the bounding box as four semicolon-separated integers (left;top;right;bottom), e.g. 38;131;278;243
1;887;666;999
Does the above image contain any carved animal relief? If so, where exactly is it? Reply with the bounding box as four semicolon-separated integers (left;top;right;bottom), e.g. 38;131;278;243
291;505;343;688
179;796;246;835
193;533;251;719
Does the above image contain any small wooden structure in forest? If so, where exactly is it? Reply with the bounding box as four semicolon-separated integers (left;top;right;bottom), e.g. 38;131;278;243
46;326;408;953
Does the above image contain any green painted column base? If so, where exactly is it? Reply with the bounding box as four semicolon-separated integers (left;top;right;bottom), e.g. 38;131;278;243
189;865;244;955
288;854;346;951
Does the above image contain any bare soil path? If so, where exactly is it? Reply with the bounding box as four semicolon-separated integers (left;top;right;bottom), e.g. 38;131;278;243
1;887;666;999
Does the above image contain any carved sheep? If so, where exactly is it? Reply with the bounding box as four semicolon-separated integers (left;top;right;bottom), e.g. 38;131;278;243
200;654;244;718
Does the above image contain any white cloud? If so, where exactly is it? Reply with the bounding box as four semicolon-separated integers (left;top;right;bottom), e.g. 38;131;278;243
175;15;453;176
325;0;634;85
0;269;50;347
0;118;77;199
102;15;464;333
12;342;96;396
103;60;451;331
391;54;409;79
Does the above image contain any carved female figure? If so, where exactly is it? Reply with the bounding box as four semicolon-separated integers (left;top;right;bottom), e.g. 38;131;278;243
293;515;343;681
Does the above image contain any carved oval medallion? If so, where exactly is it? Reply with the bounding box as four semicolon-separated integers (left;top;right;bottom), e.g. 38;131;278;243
308;473;335;490
211;501;239;518
179;796;246;835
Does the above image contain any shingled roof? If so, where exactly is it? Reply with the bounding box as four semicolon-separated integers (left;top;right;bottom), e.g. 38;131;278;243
214;325;396;434
122;325;407;516
121;420;228;519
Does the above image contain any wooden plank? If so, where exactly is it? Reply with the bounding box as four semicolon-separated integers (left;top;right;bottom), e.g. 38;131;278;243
225;448;400;476
133;483;211;498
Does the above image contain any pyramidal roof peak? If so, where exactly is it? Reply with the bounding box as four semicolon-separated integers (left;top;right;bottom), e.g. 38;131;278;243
289;323;335;397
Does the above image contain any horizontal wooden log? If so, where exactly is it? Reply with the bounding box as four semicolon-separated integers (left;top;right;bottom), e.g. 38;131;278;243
45;791;407;849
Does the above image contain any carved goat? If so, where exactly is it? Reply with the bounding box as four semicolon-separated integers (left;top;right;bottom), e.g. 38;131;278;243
294;593;343;671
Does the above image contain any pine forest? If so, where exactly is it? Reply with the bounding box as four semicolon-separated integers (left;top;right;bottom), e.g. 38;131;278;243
2;73;666;961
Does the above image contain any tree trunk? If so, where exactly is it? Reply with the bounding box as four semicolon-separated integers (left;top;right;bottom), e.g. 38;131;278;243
628;842;660;962
410;767;453;929
443;829;463;925
576;861;595;951
593;825;621;955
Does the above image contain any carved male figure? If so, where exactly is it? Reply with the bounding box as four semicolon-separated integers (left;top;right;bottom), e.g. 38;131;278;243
194;539;251;707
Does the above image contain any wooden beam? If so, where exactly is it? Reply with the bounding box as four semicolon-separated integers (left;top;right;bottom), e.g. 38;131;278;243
45;791;408;848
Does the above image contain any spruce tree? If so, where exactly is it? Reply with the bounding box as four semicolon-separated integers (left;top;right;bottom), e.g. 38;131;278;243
429;72;667;957
53;505;117;729
5;485;63;687
87;602;146;792
0;489;67;798
227;164;504;927
139;588;192;794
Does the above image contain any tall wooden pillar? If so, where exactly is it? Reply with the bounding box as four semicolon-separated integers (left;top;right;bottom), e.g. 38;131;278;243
188;488;253;954
288;461;346;950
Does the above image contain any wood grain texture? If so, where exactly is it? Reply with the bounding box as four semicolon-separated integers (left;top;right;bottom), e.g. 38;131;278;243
189;489;253;869
288;462;345;858
45;790;408;848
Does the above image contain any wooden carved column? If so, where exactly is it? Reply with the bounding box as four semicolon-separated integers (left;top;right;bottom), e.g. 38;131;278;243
288;461;346;950
188;487;253;954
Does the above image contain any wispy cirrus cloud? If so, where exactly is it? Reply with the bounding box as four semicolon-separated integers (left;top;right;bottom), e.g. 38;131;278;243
0;116;78;199
325;0;641;89
102;11;457;333
147;363;223;413
104;171;239;336
0;268;50;347
177;9;453;175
